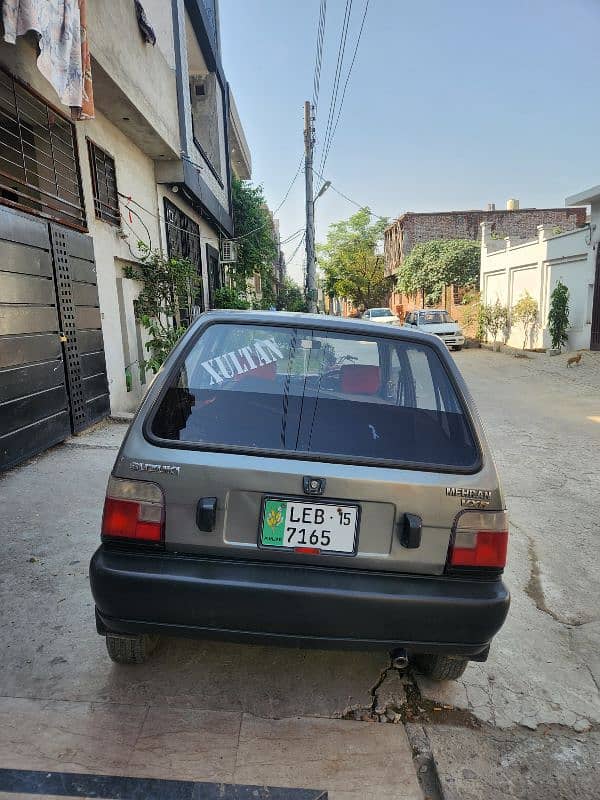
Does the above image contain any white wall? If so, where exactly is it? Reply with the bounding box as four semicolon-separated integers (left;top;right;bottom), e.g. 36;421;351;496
0;37;162;413
480;222;595;351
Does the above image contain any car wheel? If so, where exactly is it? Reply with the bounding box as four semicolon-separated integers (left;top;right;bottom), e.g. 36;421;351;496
413;654;469;681
105;633;158;664
453;346;463;351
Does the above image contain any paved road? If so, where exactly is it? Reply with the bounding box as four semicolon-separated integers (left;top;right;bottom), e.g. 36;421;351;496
0;346;598;799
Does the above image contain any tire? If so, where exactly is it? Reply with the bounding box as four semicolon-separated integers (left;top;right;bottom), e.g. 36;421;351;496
105;633;158;664
453;345;463;351
414;654;469;681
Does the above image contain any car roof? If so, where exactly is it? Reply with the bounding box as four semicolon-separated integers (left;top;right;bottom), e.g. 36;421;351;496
189;309;448;348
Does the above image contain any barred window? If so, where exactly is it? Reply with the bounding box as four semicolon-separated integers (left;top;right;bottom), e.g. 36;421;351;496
0;66;86;229
87;140;120;226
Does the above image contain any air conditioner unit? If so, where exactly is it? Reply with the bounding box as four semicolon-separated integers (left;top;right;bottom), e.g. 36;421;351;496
220;240;237;264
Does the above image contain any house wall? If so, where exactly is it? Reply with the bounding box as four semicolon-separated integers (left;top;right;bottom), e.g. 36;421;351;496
86;0;179;159
480;222;595;351
0;36;162;414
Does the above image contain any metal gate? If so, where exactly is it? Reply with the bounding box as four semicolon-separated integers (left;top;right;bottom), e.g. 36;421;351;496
591;247;600;351
0;206;109;470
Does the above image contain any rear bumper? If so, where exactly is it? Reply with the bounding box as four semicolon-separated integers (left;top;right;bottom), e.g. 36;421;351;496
90;546;510;656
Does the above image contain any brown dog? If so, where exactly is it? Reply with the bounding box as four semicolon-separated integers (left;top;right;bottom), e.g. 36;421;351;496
567;352;582;367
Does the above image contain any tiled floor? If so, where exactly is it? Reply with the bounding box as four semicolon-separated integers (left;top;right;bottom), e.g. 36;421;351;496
0;697;421;799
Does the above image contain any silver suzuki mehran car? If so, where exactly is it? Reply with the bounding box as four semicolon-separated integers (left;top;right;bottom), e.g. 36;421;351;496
90;311;509;680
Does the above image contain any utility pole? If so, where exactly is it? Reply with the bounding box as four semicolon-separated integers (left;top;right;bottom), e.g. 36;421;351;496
304;100;317;313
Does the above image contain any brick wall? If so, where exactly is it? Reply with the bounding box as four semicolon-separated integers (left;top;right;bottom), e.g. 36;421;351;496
384;207;586;277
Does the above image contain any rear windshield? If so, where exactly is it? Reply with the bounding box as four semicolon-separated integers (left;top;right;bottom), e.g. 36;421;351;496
150;323;479;469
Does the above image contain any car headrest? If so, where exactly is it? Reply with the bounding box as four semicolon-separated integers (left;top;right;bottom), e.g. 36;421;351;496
339;364;380;395
236;361;277;381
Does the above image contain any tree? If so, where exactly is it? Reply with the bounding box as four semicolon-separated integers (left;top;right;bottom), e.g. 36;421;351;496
512;292;538;350
278;277;307;312
481;300;510;347
231;177;278;309
123;244;199;372
317;208;389;309
396;239;480;305
548;280;570;351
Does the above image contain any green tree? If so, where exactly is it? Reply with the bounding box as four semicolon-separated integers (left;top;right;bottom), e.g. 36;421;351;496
548;280;570;351
231;177;278;308
317;208;389;309
278;277;307;312
512;291;538;350
123;244;199;372
481;300;510;346
396;239;480;305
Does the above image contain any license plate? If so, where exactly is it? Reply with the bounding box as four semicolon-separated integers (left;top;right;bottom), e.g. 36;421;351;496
260;498;359;554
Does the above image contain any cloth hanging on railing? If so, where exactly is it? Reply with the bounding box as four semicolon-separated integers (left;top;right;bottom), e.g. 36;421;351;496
2;0;95;119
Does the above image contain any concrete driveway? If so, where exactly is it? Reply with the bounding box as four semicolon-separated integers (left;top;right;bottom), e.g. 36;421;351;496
0;346;598;799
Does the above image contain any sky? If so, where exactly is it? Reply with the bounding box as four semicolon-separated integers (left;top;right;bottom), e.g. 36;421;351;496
219;0;600;283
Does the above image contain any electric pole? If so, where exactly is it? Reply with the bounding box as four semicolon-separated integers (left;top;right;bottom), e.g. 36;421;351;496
304;100;317;313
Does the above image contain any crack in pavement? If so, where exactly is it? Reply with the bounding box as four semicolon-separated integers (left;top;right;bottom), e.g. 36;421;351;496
524;535;590;627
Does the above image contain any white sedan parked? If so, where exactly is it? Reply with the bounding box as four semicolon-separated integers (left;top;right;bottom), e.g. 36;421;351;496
404;310;465;350
361;307;400;325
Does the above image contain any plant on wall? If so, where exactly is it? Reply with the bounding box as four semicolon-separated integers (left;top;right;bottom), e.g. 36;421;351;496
512;291;538;350
123;243;200;372
548;280;570;351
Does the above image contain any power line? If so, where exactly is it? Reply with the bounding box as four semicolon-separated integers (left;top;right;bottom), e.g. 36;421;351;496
119;190;303;253
311;166;386;220
318;0;353;176
287;231;306;265
312;0;327;116
229;154;304;242
321;0;370;171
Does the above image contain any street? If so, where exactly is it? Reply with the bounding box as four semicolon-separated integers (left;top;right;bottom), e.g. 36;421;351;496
0;347;599;799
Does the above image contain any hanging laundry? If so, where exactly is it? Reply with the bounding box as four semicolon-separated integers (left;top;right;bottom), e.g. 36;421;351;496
134;1;156;46
2;0;95;119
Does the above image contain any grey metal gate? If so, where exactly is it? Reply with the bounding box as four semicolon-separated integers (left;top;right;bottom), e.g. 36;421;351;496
0;206;109;470
49;223;110;431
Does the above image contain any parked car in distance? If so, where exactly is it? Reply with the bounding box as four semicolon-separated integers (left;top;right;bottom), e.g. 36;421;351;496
90;311;509;681
404;309;465;351
362;307;400;325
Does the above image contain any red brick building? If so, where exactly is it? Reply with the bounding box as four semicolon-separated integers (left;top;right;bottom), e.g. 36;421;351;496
384;204;587;319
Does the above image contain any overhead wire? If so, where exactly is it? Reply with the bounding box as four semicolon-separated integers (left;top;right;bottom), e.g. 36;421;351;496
311;165;386;220
320;0;370;171
318;0;353;176
117;191;303;254
312;0;327;118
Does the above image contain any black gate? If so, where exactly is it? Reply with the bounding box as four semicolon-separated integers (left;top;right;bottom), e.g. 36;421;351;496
591;246;600;351
0;206;109;470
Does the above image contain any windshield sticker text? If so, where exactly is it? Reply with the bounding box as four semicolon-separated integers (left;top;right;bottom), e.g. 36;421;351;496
201;338;284;385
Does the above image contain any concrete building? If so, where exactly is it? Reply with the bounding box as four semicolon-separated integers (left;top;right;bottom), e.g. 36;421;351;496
480;187;600;351
0;0;250;470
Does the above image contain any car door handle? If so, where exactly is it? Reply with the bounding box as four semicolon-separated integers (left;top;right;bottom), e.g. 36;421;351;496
196;497;217;532
400;513;422;549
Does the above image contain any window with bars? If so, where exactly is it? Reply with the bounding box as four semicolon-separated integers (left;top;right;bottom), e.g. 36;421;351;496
87;139;120;226
164;197;204;315
0;66;86;229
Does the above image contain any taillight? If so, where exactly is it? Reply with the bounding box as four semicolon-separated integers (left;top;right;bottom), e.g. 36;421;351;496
101;476;164;545
447;510;508;572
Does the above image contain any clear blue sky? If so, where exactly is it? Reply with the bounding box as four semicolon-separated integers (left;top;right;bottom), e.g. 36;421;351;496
219;0;600;282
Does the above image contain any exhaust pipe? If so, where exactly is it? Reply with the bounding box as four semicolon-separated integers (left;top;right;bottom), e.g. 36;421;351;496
391;648;409;670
